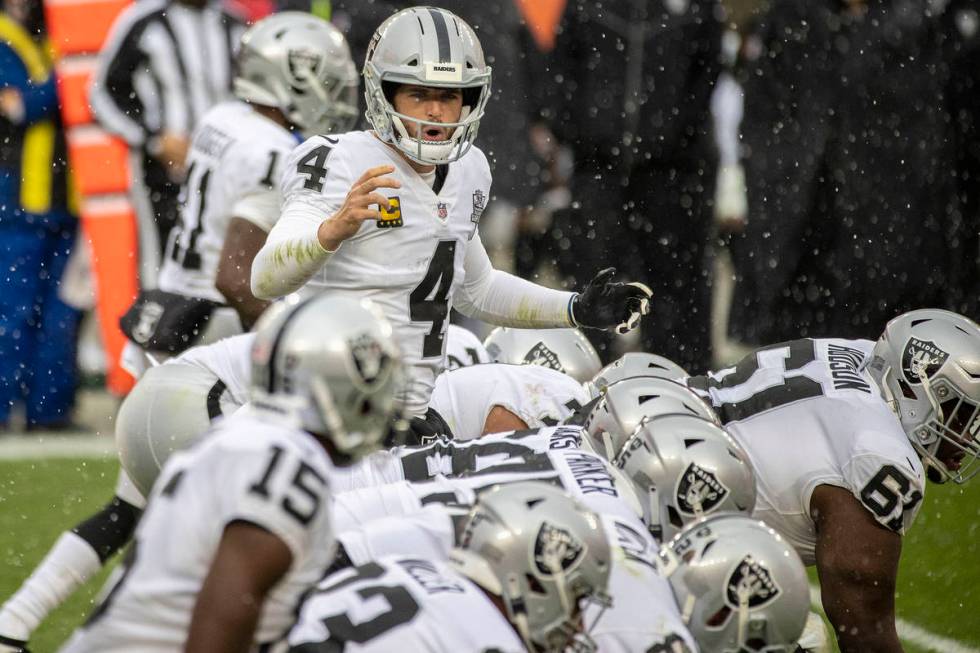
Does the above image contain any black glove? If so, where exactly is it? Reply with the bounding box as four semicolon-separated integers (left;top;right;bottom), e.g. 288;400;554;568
571;268;652;334
0;634;30;653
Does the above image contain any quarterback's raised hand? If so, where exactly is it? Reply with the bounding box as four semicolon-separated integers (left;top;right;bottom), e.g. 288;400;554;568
317;165;401;251
571;268;652;334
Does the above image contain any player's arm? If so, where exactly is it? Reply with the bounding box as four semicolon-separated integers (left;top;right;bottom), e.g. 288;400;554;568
454;236;651;333
251;139;400;299
483;405;528;435
811;484;904;653
185;520;293;653
216;216;271;330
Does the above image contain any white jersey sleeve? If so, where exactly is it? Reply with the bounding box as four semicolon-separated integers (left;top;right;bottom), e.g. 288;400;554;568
843;433;924;535
430;364;589;440
232;188;281;231
454;234;574;328
286;557;525;653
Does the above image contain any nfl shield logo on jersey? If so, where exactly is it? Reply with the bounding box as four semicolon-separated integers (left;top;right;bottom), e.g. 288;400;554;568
436;202;449;222
533;522;585;577
726;555;780;608
523;342;566;374
675;462;729;515
901;337;950;385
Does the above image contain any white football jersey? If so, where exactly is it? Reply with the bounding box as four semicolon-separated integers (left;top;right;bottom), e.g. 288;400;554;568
159;100;300;302
444;324;489;370
62;407;336;652
274;131;492;416
333;498;695;653
688;338;925;564
430;363;589;439
330;424;588;493
285;556;525;652
332;428;641;529
171;332;255;407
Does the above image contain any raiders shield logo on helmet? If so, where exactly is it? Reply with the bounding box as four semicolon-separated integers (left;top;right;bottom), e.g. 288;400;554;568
675;462;729;515
287;49;323;86
523;342;566;373
347;333;388;386
726;555;780;609
534;522;585;577
132;301;164;345
901;337;950;385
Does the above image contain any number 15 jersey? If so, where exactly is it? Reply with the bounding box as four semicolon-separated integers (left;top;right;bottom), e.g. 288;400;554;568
688;338;925;564
270;131;493;417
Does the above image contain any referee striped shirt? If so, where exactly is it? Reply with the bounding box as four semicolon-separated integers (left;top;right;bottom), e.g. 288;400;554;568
89;0;245;148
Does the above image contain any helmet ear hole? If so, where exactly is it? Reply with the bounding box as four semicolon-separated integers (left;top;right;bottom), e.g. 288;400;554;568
898;378;918;400
706;605;732;627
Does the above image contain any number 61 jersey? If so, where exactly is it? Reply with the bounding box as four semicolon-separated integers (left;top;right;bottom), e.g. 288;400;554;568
273;131;493;417
688;338;925;564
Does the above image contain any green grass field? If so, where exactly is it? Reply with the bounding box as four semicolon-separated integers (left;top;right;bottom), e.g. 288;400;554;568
1;455;978;652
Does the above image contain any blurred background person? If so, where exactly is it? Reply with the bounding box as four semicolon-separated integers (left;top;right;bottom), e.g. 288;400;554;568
88;0;245;288
0;0;82;431
729;0;969;345
547;0;725;371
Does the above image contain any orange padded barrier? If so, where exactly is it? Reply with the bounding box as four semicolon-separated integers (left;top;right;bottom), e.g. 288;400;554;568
45;0;131;56
66;128;130;195
57;59;95;126
81;198;139;395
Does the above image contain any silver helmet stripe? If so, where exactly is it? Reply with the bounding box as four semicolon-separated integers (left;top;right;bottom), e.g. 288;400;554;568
266;299;317;394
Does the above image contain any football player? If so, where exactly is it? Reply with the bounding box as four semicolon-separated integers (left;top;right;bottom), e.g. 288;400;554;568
59;293;402;653
119;12;358;377
285;483;613;653
250;7;651;429
683;308;980;652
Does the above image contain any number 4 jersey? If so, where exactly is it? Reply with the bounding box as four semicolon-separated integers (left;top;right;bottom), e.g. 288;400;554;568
688;338;925;564
61;406;336;652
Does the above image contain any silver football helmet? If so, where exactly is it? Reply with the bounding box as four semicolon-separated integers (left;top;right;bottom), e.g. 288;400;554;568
450;482;612;653
484;327;602;384
250;294;403;463
234;12;358;137
659;515;809;653
363;6;492;164
868;309;980;483
588;352;690;397
585;377;720;460
445;323;490;370
613;415;756;540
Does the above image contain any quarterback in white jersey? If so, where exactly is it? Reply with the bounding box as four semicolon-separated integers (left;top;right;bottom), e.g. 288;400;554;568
61;408;337;653
251;7;651;419
430;363;588;439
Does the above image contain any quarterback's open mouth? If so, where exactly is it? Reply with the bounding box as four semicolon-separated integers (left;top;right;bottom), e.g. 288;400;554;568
423;126;449;141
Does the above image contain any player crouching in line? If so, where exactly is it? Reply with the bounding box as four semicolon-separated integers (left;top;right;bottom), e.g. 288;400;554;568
285;482;614;653
57;293;403;653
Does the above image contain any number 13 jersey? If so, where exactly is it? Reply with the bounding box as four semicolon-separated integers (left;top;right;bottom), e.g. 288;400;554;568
688;338;925;564
272;131;493;417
